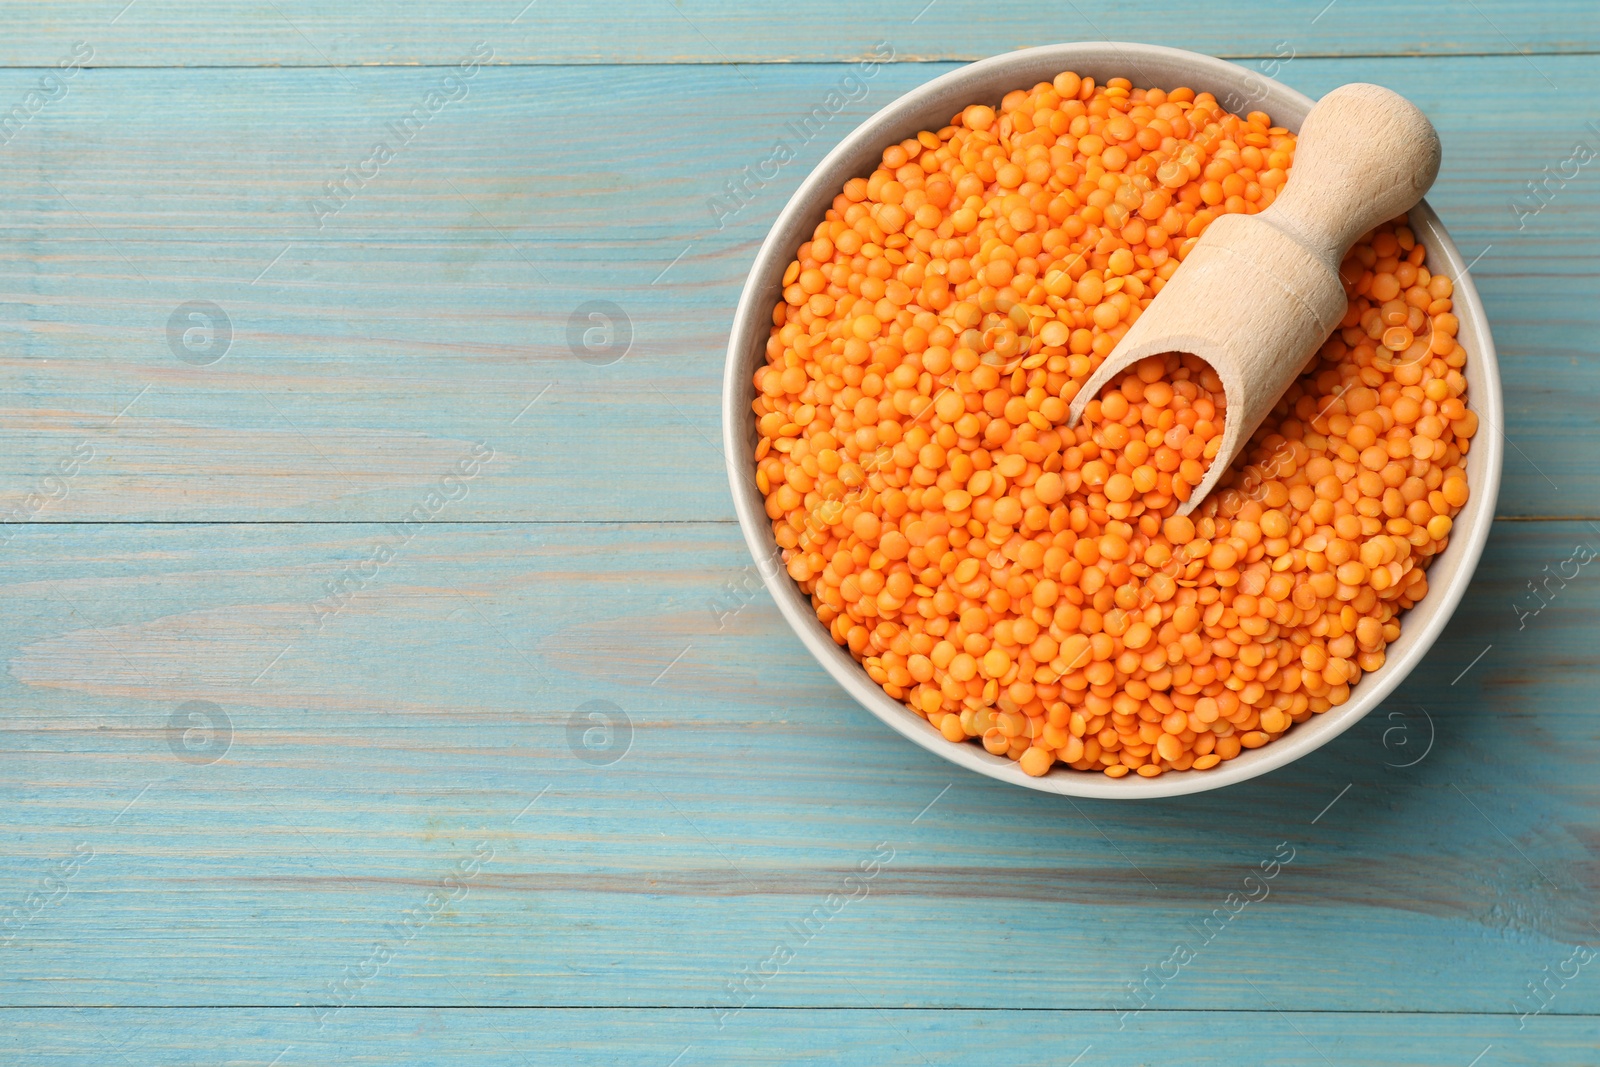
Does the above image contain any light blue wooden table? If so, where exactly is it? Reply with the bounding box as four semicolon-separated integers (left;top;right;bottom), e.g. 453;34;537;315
1;2;1596;1063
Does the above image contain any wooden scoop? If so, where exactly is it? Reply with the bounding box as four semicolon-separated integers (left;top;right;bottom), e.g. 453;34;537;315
1066;82;1442;516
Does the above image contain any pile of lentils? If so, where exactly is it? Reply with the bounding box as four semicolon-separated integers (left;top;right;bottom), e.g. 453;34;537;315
751;72;1477;777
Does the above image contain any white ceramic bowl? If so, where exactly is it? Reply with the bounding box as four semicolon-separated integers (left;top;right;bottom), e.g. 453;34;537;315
723;43;1503;798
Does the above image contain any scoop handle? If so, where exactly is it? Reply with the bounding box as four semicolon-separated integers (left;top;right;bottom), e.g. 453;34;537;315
1260;82;1441;268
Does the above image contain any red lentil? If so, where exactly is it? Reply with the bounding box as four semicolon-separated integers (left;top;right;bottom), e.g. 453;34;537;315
753;73;1475;777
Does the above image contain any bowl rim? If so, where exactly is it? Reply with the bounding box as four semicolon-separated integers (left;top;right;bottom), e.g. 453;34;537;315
722;42;1503;799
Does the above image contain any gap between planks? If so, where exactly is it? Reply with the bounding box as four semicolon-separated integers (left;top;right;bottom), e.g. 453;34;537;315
1;1006;1596;1016
0;49;1594;70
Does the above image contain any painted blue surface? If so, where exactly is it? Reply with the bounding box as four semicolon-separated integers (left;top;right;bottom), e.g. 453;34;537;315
0;3;1595;1064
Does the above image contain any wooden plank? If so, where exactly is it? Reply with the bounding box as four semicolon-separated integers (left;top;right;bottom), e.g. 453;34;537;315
0;55;1592;521
0;0;1591;66
1;1007;1596;1065
0;520;1595;1011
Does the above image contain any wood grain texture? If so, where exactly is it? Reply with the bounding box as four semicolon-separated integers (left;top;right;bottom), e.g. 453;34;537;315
0;55;1593;521
1;1008;1596;1065
2;2;1597;1059
1;521;1595;1015
0;0;1591;66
